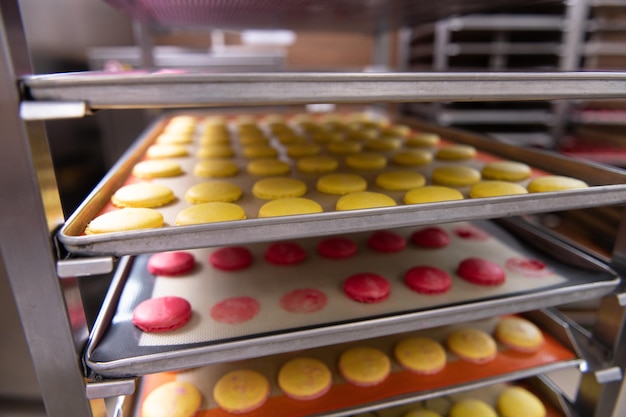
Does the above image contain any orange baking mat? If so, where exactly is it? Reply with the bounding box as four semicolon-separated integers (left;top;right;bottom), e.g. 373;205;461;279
137;316;576;417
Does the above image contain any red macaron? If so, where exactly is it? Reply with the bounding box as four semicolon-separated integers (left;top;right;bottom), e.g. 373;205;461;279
411;227;451;248
457;258;506;286
404;266;452;294
367;230;407;253
343;273;391;303
317;237;358;259
265;242;307;265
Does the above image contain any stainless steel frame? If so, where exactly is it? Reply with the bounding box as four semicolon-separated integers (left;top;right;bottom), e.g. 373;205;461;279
0;1;94;416
4;0;626;415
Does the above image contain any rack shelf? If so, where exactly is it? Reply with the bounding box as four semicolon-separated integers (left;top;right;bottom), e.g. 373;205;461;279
22;71;626;111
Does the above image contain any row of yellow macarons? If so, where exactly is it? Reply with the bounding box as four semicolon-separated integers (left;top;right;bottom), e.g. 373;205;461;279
140;317;545;417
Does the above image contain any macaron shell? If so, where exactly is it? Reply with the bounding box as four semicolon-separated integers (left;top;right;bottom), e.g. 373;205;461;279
147;251;196;276
213;370;270;413
404;266;452;294
411;227;451;248
132;296;192;332
497;386;547;417
339;346;391;386
367;230;407;253
209;246;253;271
141;381;202;417
457;258;506;286
343;273;391;303
446;328;497;363
278;357;332;400
394;337;447;375
494;316;545;353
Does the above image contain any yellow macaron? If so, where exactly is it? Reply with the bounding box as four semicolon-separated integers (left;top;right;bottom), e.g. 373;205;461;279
278;357;332;400
394;337;447;374
213;369;270;413
346;153;387;170
339;346;391;386
258;197;323;218
435;145;476;161
431;166;481;187
375;171;426;191
336;191;397;211
527;175;589;192
497;386;546;417
404;186;464;204
85;208;164;234
174;202;246;225
142;381;202;417
111;183;175;208
132;160;183;179
481;161;532;181
193;160;239;178
469;181;528;198
185;181;243;204
392;149;433;166
247;159;291;176
317;174;368;195
252;177;307;200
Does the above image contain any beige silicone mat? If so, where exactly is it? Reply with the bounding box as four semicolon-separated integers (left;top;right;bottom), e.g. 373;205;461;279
136;316;574;417
139;221;566;347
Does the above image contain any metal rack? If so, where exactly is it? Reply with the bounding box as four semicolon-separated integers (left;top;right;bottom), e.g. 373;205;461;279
4;0;626;416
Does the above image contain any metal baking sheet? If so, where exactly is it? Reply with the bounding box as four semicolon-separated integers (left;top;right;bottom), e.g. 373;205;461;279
84;218;618;377
21;72;626;110
58;112;626;256
132;315;578;417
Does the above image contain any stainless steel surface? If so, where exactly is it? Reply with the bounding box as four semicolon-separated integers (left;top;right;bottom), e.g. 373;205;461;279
446;42;561;55
21;71;626;110
56;257;114;278
102;0;555;31
85;379;136;400
595;367;623;384
58;116;626;256
0;1;93;416
19;101;89;120
446;14;565;30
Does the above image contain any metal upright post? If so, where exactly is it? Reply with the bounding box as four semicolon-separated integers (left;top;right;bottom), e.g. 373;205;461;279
0;1;93;416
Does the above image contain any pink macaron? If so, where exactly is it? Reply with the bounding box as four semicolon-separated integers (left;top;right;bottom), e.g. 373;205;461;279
209;246;253;271
132;296;192;332
147;251;195;276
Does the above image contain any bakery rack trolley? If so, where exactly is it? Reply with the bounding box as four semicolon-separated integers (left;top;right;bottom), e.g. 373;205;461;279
4;0;626;416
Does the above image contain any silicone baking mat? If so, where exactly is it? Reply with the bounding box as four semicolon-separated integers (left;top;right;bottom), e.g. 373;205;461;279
87;219;615;375
135;316;574;417
59;110;626;256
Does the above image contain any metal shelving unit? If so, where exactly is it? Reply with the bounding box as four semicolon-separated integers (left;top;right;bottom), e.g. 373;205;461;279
4;0;626;416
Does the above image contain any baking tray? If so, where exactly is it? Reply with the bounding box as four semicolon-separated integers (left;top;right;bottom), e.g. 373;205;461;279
132;314;578;417
22;71;626;110
84;218;618;377
58;112;626;256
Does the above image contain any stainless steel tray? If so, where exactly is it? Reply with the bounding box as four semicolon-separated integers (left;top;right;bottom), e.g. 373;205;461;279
131;312;580;417
22;72;626;111
58;113;626;256
84;218;618;377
